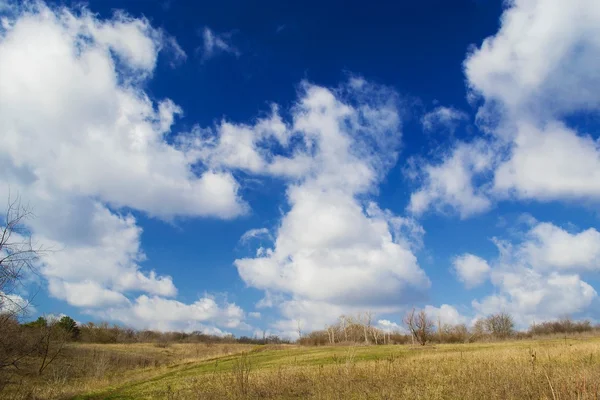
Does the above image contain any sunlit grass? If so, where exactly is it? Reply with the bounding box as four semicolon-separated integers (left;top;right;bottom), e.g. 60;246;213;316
71;337;600;400
3;343;255;400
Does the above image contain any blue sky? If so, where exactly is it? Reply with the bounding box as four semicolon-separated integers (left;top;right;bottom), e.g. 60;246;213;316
1;0;600;337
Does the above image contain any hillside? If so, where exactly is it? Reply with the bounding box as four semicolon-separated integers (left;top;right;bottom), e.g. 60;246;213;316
71;338;600;399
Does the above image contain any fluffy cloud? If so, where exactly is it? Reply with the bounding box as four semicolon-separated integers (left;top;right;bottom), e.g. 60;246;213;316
467;0;600;203
493;121;600;201
423;304;468;326
0;2;246;332
0;4;245;221
408;139;496;218
412;0;600;215
94;295;245;333
234;82;428;307
48;280;130;308
376;319;403;333
452;253;491;288
203;80;429;332
465;221;599;325
0;2;428;334
474;270;596;326
464;0;600;120
0;292;34;315
518;223;600;271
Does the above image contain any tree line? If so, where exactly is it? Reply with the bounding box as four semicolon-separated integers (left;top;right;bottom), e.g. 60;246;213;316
298;309;598;346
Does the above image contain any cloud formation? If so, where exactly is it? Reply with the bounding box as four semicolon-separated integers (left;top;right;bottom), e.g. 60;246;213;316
4;0;600;335
462;221;599;326
411;0;600;215
452;253;491;288
0;2;246;332
203;80;431;332
408;139;496;218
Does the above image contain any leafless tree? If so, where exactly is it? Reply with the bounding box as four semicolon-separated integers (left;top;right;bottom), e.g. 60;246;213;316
35;318;68;375
404;309;416;345
0;196;58;387
359;312;373;344
484;312;514;339
325;324;336;344
404;308;434;346
339;315;349;342
296;319;303;340
369;313;381;345
1;195;42;321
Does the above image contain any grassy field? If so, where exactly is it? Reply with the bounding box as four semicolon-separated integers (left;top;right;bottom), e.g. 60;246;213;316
53;337;600;400
6;337;600;399
3;342;255;400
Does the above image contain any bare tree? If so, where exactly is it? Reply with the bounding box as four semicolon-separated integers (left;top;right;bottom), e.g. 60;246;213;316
484;312;514;339
1;195;42;321
339;315;350;342
371;315;381;345
35;318;68;375
404;308;434;346
404;309;416;345
0;196;56;384
359;312;373;345
325;324;336;344
296;319;303;340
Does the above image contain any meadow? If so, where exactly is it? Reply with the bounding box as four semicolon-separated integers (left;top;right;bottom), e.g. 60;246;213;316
6;336;600;399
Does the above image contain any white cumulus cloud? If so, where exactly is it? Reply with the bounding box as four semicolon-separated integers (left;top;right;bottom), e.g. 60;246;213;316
423;304;469;326
452;253;491;288
232;82;429;321
0;2;246;333
465;221;600;326
408;139;496;218
411;0;600;216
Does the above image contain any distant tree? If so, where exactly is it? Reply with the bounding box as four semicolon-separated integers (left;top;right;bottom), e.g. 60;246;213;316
296;320;303;340
404;308;434;346
485;312;514;338
359;311;373;344
529;316;593;335
57;315;80;340
23;316;47;328
441;323;469;343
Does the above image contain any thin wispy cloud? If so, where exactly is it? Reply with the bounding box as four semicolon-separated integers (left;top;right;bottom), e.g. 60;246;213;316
200;27;240;61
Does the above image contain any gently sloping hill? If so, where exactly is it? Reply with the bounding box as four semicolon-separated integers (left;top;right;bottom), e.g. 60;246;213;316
68;345;257;400
76;345;413;399
77;338;600;399
74;343;503;399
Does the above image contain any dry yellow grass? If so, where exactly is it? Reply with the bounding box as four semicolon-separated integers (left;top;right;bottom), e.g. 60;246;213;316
77;337;600;399
6;337;600;399
2;342;255;399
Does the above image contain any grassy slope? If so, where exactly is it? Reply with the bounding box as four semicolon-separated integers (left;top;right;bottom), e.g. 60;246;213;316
76;337;600;399
2;343;256;400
